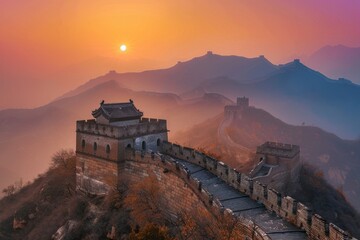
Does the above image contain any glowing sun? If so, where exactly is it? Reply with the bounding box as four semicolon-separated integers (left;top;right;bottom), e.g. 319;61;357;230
120;44;127;52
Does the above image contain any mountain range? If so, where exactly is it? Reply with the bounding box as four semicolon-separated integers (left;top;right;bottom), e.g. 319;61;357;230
1;51;360;211
184;58;360;139
58;52;360;139
59;51;278;99
306;45;360;85
173;105;360;212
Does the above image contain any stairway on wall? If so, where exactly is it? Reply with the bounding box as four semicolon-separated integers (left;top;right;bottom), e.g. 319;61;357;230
174;157;307;240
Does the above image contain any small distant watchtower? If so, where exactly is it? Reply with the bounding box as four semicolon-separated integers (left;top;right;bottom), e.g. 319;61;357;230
224;96;250;119
236;97;249;108
75;100;168;194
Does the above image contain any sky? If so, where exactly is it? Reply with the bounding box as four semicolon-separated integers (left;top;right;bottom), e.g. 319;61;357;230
1;0;360;109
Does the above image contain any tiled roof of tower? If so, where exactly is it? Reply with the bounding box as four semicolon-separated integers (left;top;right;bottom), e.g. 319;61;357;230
92;100;143;122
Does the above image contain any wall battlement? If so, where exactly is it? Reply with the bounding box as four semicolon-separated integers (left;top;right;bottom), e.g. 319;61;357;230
76;118;167;139
160;141;354;240
237;96;249;107
257;141;300;158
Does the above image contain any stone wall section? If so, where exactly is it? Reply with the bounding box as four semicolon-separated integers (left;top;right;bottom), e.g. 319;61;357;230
133;132;167;152
75;133;354;240
161;141;355;240
77;132;119;161
123;160;206;217
122;149;272;240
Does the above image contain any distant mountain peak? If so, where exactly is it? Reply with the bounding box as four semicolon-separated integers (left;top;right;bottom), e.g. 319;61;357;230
176;51;272;66
279;58;309;71
60;52;278;100
322;44;360;50
106;70;118;76
202;92;232;102
306;44;360;85
311;45;360;58
337;77;353;85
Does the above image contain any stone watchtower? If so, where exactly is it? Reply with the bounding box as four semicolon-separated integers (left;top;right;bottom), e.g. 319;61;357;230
249;142;301;190
236;97;249;108
75;100;168;194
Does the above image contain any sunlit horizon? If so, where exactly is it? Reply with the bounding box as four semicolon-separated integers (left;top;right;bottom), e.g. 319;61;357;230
1;0;360;109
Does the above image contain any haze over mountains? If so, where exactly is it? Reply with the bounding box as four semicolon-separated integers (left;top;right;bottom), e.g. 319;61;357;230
59;51;278;99
60;52;360;139
0;80;231;197
306;45;360;84
195;59;360;139
1;51;360;210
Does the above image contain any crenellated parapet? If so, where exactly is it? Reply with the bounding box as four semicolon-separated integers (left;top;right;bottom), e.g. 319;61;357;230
76;118;167;139
256;141;300;158
160;141;355;240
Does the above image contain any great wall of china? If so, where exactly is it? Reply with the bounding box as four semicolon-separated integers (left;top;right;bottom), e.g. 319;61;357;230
159;141;353;240
75;100;356;240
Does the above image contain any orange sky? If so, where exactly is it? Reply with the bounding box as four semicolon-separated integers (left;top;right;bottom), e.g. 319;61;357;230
1;0;360;109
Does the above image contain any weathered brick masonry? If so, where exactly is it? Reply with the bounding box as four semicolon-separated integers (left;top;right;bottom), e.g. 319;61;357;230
122;150;272;240
123;159;206;217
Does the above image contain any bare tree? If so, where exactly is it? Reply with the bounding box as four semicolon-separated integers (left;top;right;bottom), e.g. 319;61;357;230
47;149;77;197
2;184;16;197
50;149;76;170
2;178;24;197
124;174;168;227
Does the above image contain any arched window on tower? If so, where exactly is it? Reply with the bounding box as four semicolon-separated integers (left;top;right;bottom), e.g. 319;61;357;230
142;141;146;150
106;144;111;154
157;138;161;147
81;139;85;149
93;142;97;152
126;143;132;149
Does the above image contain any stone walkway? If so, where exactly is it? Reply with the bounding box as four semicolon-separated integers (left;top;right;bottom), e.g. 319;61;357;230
175;158;307;240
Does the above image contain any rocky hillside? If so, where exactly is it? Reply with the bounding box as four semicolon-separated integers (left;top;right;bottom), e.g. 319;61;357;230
0;150;255;240
1;149;359;239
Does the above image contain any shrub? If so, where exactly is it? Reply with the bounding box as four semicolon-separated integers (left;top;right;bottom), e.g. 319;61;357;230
129;223;172;240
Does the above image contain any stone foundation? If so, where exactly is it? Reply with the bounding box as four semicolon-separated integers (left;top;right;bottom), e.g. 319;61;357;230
76;153;118;194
